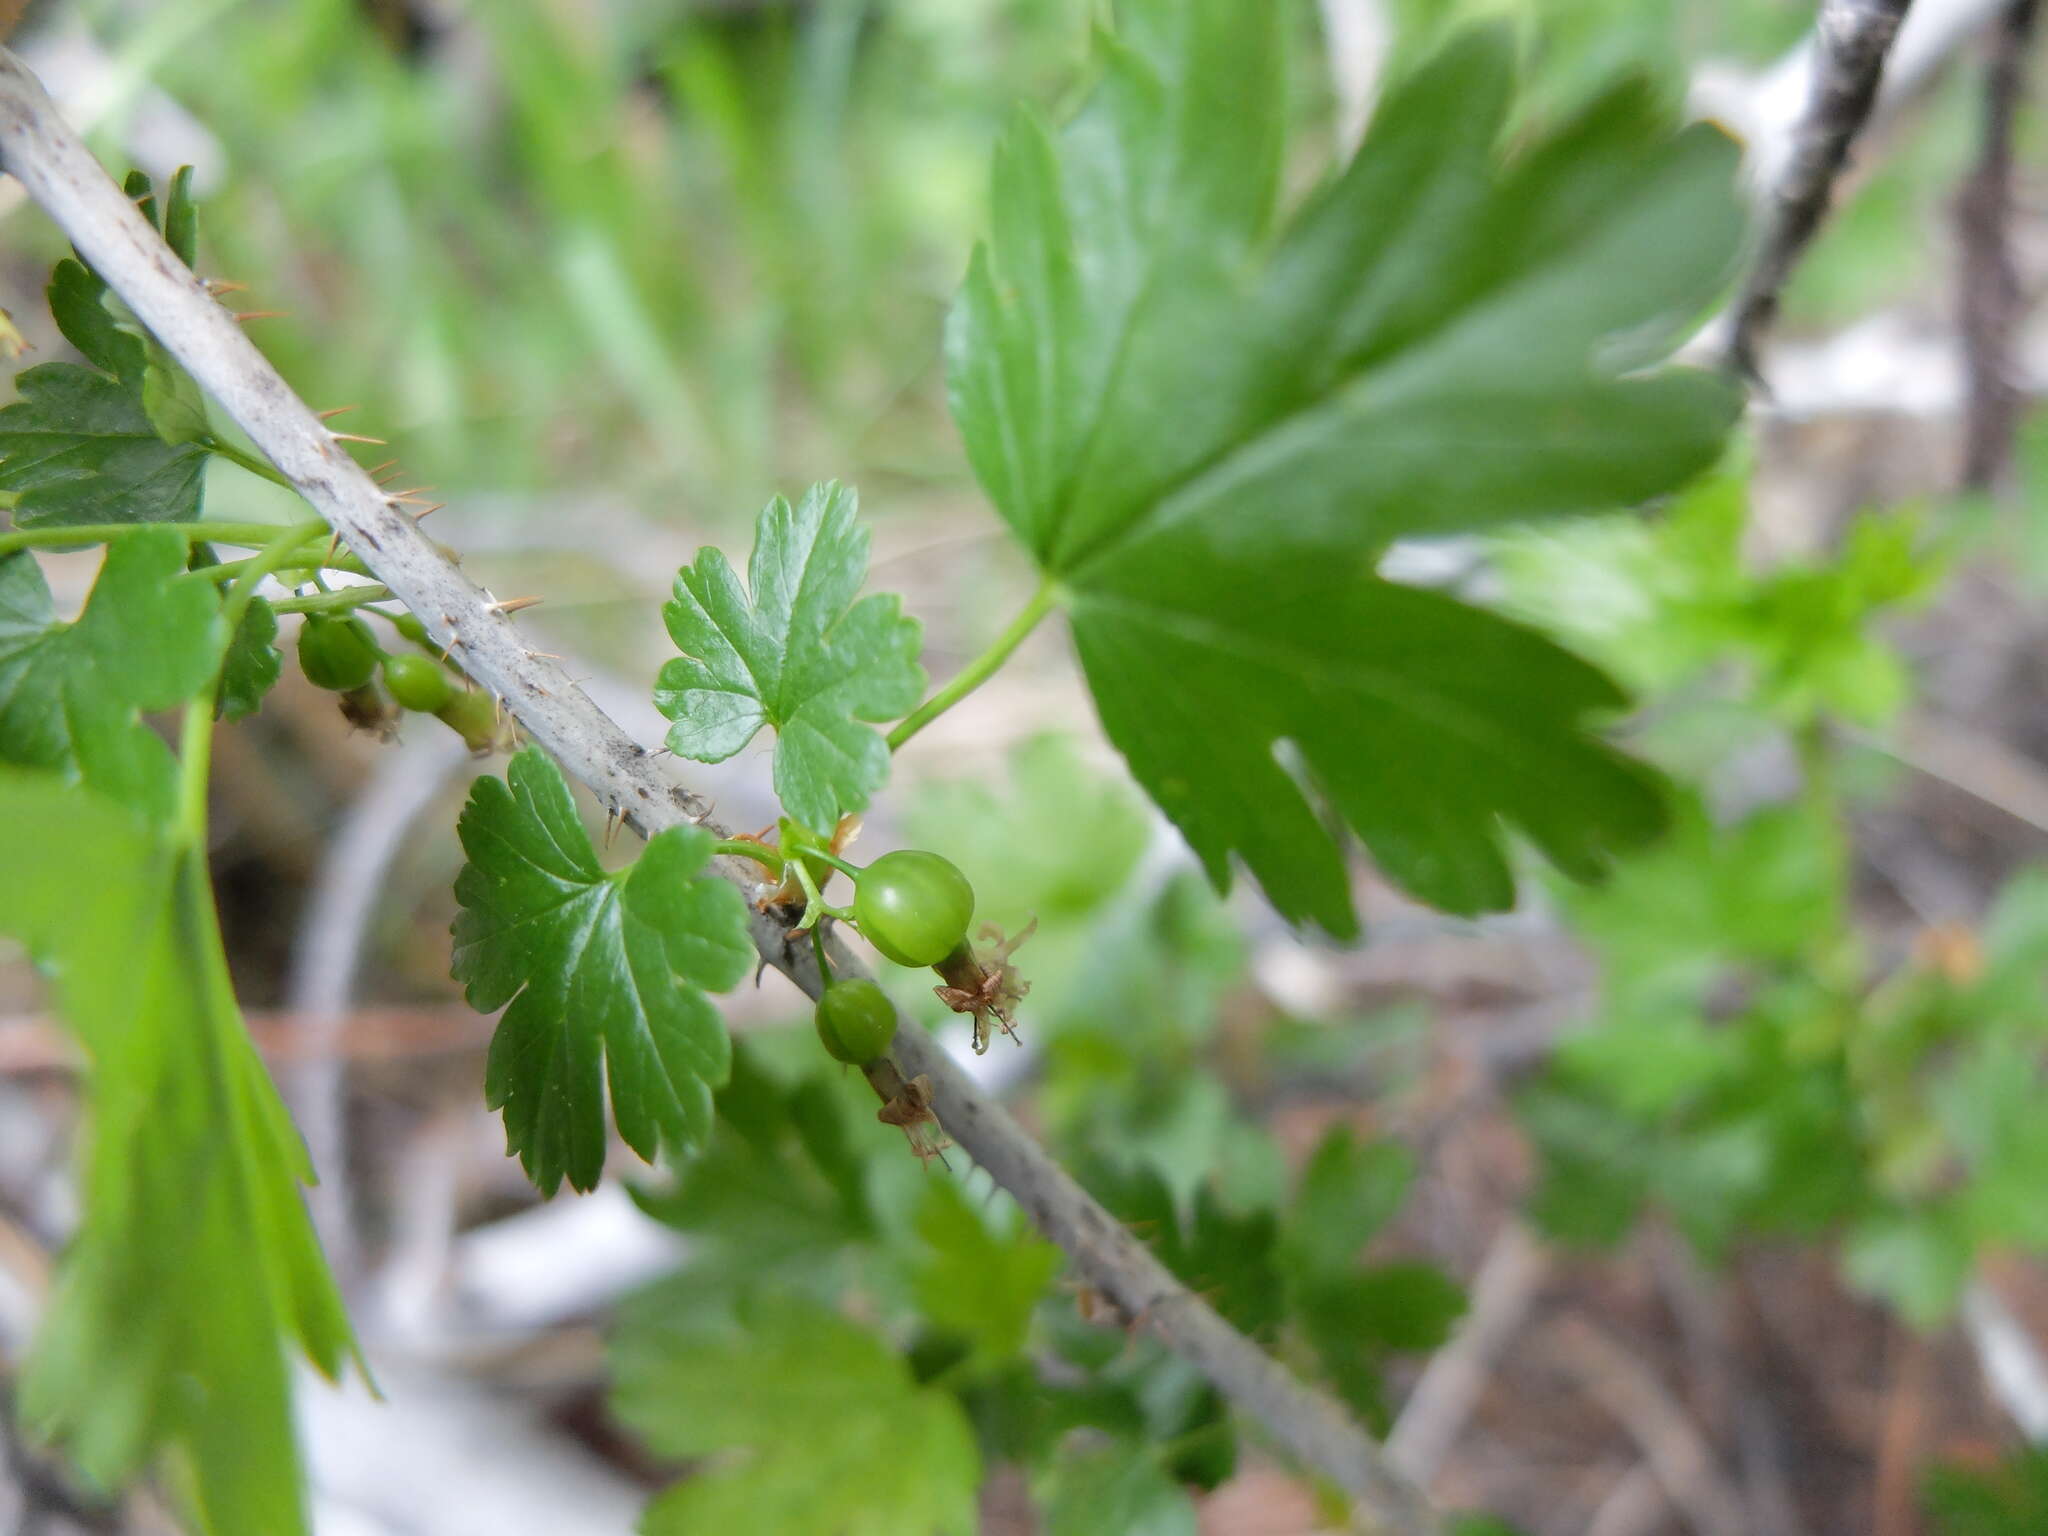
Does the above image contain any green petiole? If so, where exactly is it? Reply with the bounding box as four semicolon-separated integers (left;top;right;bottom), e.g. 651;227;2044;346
810;849;862;881
203;435;296;491
887;575;1059;751
714;838;787;875
178;518;329;847
270;584;394;617
0;519;317;560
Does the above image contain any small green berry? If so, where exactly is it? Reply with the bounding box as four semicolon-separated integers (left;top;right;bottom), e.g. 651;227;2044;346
815;978;896;1065
383;653;455;713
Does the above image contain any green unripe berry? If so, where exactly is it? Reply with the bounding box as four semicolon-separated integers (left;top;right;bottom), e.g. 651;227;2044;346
434;686;504;753
814;978;896;1065
296;614;379;693
854;850;974;969
383;653;455;713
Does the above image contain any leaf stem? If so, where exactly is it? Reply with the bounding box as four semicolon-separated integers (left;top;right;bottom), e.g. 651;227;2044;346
0;519;313;560
175;693;215;848
203;435;296;490
713;838;786;874
887;576;1058;751
193;544;367;586
269;584;394;616
177;519;331;844
811;849;862;880
221;520;329;636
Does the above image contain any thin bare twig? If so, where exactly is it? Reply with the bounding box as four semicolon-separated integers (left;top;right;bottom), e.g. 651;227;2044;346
1955;0;2041;490
1962;1277;2048;1442
1723;0;1917;377
1386;1221;1549;1484
1545;1315;1749;1536
0;48;1442;1535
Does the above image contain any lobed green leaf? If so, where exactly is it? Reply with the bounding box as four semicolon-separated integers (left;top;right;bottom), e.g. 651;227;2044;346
0;769;354;1536
452;749;754;1195
654;481;924;832
216;595;282;721
0;528;226;820
911;1177;1061;1371
949;8;1745;933
0;243;209;528
612;1293;979;1536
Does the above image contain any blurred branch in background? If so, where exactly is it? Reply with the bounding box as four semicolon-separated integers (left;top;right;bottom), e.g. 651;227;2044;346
1955;0;2040;490
1723;0;1918;376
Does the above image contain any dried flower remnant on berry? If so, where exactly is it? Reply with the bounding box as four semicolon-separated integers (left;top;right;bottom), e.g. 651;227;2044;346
933;919;1034;1054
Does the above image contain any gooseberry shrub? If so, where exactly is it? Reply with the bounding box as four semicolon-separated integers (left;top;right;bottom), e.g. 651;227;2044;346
0;3;1806;1532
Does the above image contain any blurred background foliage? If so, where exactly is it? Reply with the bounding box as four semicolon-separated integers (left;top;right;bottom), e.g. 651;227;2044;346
27;0;1905;524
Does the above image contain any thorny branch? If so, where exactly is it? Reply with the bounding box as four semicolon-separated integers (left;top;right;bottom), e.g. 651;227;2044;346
1955;0;2040;490
1723;0;1917;377
0;48;1444;1535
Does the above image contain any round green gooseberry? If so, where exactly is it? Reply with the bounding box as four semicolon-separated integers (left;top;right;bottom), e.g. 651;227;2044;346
814;978;896;1065
383;653;455;713
853;849;974;969
296;614;379;693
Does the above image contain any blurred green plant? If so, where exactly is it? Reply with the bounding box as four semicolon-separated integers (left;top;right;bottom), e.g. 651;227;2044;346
1925;1449;2048;1536
1505;463;2048;1328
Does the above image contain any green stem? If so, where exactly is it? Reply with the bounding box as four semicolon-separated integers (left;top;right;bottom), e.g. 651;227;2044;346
185;539;355;585
811;850;862;880
887;576;1058;751
714;838;786;874
221;521;329;635
811;925;832;982
0;520;313;560
204;435;296;491
788;859;852;932
178;519;330;845
175;694;214;848
270;584;394;616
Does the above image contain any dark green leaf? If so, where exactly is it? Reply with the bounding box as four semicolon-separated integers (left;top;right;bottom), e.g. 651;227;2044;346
451;749;754;1195
164;165;199;267
0;362;209;527
1273;1129;1462;1425
0;530;225;819
1279;1129;1414;1285
949;13;1742;932
1085;1161;1284;1337
632;1044;876;1278
655;481;924;831
1132;1357;1238;1491
123;169;156;227
217;595;281;721
48;258;143;381
1343;1261;1468;1351
611;1293;979;1536
2;233;213;526
0;769;354;1536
